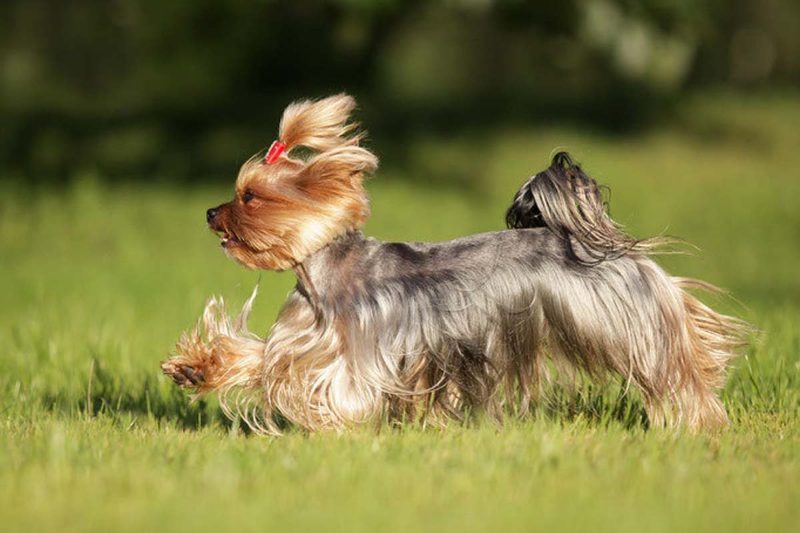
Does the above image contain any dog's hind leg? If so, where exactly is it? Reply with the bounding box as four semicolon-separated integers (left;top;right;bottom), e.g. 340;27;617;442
663;278;749;430
625;276;749;431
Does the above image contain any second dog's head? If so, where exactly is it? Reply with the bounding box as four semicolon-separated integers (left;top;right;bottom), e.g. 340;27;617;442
206;94;378;270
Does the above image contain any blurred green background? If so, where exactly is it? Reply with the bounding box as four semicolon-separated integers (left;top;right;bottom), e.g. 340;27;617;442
2;2;800;532
2;0;799;183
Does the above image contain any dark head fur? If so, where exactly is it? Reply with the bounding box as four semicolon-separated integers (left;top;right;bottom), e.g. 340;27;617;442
506;152;659;264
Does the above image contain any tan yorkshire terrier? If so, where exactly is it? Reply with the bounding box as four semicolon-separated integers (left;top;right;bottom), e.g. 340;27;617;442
161;94;749;434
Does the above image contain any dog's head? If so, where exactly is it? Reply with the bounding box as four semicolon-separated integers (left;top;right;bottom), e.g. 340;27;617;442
206;94;378;270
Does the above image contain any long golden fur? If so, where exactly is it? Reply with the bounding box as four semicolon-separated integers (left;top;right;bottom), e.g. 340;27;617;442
208;95;377;271
161;94;750;434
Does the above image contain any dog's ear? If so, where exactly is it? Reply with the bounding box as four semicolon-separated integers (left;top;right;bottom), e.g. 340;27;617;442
283;95;378;191
279;94;360;153
294;145;378;197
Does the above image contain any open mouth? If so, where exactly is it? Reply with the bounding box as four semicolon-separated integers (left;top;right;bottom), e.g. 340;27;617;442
216;230;242;247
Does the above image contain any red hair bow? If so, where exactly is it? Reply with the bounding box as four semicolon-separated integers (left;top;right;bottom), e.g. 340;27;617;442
265;140;287;164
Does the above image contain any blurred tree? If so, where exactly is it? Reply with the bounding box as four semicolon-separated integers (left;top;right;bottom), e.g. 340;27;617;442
0;0;797;181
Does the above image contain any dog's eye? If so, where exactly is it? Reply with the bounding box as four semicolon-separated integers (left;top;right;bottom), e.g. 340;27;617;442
243;190;255;204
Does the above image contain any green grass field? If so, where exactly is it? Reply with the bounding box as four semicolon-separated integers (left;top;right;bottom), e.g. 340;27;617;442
1;92;799;532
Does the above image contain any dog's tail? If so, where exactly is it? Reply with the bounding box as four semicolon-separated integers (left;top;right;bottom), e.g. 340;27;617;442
506;152;664;264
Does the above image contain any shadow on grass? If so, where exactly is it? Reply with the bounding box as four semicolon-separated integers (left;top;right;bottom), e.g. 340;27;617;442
379;381;649;432
39;358;236;432
39;358;649;433
536;384;649;430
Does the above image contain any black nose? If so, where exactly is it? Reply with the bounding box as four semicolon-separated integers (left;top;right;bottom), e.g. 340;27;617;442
206;208;218;223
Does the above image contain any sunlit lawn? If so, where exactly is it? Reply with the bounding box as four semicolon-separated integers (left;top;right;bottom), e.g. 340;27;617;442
1;92;798;532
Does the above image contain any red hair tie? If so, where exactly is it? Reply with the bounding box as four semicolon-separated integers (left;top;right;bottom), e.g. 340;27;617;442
265;140;287;164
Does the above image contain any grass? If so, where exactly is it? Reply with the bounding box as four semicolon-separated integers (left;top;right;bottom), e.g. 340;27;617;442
1;92;799;532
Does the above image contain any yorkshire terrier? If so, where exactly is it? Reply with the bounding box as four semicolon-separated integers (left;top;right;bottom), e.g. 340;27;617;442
161;94;748;434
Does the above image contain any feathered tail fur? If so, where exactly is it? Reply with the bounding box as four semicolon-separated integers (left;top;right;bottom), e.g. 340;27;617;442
506;152;750;428
506;152;669;263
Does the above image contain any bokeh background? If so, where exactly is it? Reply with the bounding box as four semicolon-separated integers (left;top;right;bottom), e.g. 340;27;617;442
2;0;799;182
2;1;800;532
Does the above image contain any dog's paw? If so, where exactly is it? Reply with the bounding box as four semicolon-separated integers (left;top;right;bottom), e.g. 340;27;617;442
161;360;206;388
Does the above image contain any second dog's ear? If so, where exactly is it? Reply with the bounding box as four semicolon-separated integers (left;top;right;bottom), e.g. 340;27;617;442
279;94;360;153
